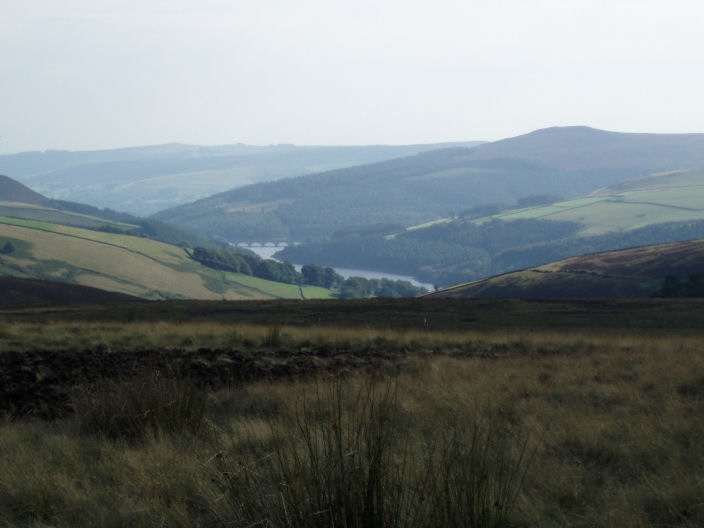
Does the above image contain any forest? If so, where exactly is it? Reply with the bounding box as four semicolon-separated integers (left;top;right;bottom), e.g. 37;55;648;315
191;247;427;298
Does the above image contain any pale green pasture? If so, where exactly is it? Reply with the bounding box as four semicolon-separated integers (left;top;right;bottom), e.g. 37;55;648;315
0;216;185;265
470;187;704;234
223;272;335;300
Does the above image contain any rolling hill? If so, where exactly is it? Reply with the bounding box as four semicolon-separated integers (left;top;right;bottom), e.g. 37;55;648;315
474;166;704;235
424;239;704;299
0;175;337;300
0;276;139;304
0;216;334;300
0;142;480;216
276;164;704;287
153;126;704;242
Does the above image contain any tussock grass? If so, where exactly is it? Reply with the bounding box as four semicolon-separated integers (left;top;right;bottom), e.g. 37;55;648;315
210;380;531;527
71;369;207;441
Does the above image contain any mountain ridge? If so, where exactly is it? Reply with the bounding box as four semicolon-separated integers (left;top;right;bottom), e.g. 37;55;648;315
154;126;704;241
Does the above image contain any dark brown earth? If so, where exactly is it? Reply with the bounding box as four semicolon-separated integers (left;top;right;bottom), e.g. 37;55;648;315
3;296;704;418
1;344;423;419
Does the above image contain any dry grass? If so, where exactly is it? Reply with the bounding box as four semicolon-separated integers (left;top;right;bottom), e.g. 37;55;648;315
1;328;703;526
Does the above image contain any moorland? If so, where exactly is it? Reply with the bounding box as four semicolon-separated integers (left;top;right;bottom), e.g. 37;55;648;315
1;297;704;527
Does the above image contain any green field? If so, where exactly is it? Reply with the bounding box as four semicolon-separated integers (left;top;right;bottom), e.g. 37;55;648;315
470;167;704;235
0;202;137;230
223;271;335;299
0;218;333;300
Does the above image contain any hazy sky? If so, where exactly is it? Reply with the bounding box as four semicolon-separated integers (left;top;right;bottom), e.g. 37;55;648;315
2;0;704;153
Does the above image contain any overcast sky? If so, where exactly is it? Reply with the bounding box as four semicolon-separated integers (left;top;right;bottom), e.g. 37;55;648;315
2;0;704;153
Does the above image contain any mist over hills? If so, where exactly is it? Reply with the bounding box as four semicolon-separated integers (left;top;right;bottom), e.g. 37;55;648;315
153;126;704;242
0;142;480;216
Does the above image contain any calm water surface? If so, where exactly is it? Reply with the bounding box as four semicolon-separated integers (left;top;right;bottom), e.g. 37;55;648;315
242;245;433;290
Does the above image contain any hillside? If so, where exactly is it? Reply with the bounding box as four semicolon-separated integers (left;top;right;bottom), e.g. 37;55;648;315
0;142;480;216
278;165;704;286
0;276;138;304
154;126;704;242
0;175;53;207
425;239;704;299
0;175;426;300
477;166;704;235
0;216;334;301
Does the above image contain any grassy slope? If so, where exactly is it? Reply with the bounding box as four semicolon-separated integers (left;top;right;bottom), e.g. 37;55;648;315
470;167;704;235
0;201;138;230
427;238;704;299
0;218;330;300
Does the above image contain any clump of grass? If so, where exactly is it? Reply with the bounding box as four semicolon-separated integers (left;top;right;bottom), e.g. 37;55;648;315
71;369;207;441
210;379;532;527
262;325;285;347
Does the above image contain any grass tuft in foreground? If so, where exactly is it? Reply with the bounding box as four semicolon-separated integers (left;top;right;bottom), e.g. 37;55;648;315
210;379;532;528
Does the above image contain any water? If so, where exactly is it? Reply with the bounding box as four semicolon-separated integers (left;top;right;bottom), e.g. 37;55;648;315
240;244;433;290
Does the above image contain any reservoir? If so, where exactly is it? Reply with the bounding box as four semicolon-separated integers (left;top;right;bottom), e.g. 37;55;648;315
242;245;433;290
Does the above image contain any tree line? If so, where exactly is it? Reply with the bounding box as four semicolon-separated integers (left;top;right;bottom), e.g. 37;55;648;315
190;247;426;298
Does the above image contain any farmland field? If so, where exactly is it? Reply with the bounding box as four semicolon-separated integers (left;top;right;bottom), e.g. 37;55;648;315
471;167;704;235
0;219;333;300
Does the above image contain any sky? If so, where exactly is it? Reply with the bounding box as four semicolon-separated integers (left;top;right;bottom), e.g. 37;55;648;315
2;0;704;154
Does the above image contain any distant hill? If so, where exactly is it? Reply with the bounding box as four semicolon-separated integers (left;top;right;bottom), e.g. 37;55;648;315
0;276;138;304
154;127;704;242
274;160;704;288
0;142;481;215
463;126;704;171
425;239;704;299
0;174;52;207
478;166;704;236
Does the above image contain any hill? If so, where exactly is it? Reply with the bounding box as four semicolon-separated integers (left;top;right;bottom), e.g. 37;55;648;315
0;175;53;207
153;127;704;242
0;175;426;300
278;165;704;286
0;216;335;300
476;166;704;235
0;276;138;304
424;239;704;299
0;142;480;216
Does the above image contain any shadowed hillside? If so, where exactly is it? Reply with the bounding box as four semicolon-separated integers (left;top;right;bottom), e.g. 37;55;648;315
0;276;139;304
425;239;704;299
0;174;52;206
